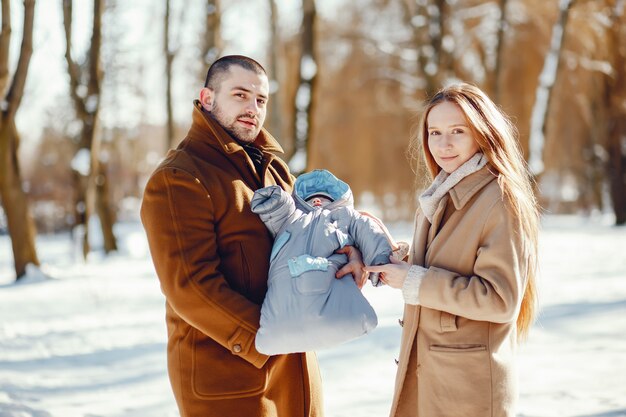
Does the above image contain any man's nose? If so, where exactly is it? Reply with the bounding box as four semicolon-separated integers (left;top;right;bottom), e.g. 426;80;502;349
245;99;259;115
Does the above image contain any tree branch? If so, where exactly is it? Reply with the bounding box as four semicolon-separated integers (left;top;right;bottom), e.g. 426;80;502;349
5;0;36;122
0;0;12;98
63;0;87;119
87;0;103;99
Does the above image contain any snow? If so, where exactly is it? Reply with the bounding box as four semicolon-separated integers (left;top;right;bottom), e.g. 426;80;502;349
70;149;92;177
300;55;318;80
1;215;625;417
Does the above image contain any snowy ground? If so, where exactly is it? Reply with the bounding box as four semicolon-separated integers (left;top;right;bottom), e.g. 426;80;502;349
0;215;625;417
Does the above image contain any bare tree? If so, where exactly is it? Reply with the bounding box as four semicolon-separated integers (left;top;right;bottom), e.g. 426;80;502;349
164;0;175;149
292;0;317;173
63;0;117;257
491;0;509;102
606;0;626;224
266;0;287;154
400;0;449;98
528;0;575;175
0;0;38;279
201;0;221;70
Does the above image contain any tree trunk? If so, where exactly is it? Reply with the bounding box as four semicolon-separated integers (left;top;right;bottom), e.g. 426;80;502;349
400;0;447;98
491;0;509;102
607;118;626;225
164;0;175;149
0;119;39;278
96;162;117;252
606;0;626;225
0;0;11;96
0;0;38;280
201;0;221;69
267;0;289;156
72;116;100;258
293;0;317;173
528;0;574;174
64;0;116;258
72;169;89;256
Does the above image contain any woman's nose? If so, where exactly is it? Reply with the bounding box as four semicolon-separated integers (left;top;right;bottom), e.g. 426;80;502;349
438;135;452;149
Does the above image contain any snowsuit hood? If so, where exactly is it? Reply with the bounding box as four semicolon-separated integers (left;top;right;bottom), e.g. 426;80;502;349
294;169;353;212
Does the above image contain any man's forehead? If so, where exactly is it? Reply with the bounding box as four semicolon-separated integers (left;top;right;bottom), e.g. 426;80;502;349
223;66;269;93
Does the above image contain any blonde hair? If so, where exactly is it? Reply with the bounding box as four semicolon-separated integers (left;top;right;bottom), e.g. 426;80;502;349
409;82;540;341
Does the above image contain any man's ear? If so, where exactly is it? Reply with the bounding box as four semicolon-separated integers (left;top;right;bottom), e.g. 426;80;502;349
199;87;214;112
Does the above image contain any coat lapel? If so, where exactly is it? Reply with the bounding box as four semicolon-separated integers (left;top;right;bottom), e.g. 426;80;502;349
426;195;449;252
186;100;285;190
421;167;496;267
410;210;429;267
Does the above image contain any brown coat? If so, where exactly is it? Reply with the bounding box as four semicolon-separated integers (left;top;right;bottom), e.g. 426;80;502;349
391;167;527;417
141;101;323;417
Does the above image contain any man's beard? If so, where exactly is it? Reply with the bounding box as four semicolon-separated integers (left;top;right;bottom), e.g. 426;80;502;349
210;100;260;143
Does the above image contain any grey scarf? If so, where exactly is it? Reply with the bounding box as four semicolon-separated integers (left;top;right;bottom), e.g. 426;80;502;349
418;153;488;223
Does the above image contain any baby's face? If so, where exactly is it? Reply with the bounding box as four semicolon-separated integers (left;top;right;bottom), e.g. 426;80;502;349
306;196;333;208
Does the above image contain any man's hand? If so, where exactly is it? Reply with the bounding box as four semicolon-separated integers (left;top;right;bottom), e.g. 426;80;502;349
335;246;367;289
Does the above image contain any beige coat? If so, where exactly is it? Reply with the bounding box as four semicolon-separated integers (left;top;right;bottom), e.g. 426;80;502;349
141;101;323;417
390;166;528;417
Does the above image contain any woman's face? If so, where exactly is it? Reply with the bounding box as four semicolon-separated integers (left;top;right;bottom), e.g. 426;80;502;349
426;101;480;173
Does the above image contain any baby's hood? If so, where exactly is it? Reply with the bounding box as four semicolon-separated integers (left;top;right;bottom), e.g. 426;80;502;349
293;169;353;213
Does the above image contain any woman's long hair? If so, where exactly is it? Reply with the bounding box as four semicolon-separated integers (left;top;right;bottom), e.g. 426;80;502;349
409;83;540;341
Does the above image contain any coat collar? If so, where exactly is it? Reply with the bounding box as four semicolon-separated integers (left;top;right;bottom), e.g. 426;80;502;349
187;100;284;155
448;165;498;211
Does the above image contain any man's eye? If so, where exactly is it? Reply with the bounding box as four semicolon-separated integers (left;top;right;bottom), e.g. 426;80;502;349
257;99;266;106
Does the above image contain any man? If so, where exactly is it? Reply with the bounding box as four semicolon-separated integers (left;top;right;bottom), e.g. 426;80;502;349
141;55;362;417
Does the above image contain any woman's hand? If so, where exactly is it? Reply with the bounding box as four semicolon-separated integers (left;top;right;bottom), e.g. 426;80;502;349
335;246;368;289
365;256;411;289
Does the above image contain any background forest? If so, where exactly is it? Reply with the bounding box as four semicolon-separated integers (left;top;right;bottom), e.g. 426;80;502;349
0;0;625;280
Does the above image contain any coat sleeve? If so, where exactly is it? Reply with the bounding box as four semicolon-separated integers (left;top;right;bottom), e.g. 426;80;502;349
140;167;269;368
250;185;296;237
417;199;527;323
339;208;393;266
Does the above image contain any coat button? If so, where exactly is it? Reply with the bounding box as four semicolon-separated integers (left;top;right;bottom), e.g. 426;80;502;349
398;319;404;327
233;344;242;353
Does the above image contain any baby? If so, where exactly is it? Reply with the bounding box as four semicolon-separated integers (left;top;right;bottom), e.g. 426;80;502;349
305;193;333;208
251;169;400;355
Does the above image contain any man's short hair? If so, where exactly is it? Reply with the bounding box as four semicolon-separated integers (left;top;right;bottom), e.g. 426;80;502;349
204;55;267;92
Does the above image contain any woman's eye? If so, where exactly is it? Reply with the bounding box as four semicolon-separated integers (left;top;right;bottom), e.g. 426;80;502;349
429;131;440;136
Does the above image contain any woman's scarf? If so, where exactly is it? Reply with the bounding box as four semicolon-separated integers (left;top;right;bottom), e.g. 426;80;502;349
418;153;488;223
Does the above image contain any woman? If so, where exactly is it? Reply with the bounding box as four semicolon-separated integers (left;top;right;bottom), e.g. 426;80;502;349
366;83;540;417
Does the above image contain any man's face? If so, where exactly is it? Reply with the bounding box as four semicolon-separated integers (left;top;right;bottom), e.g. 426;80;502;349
200;66;269;143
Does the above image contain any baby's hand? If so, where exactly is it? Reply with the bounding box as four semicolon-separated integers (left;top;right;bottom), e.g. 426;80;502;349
392;241;410;262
